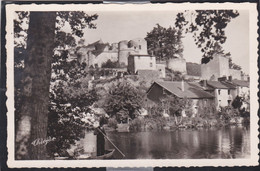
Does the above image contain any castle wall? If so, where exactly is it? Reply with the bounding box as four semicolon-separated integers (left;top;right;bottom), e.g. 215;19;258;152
77;46;94;65
201;54;222;80
229;69;242;80
95;52;118;67
166;58;187;74
133;56;156;73
128;38;148;55
201;54;239;81
88;52;96;67
118;40;130;66
218;56;230;78
127;55;135;74
128;55;156;73
118;38;148;67
156;64;166;78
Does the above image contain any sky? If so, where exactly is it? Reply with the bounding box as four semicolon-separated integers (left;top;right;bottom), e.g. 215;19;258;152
81;10;249;74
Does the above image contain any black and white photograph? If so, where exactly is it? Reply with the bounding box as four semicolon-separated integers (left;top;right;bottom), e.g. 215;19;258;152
5;3;258;168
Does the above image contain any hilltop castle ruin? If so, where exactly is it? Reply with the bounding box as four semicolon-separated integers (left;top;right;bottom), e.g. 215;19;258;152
71;38;246;81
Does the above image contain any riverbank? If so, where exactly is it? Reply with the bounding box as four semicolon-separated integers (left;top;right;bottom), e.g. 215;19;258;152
105;115;250;132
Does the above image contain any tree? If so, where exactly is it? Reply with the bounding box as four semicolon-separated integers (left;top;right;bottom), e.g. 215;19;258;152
15;12;56;160
14;11;98;160
104;81;143;121
145;24;183;61
160;95;186;125
48;68;98;156
175;10;239;64
101;59;119;68
232;95;250;117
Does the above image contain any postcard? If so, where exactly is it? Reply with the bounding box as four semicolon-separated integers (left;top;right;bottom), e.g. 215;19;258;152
5;2;258;168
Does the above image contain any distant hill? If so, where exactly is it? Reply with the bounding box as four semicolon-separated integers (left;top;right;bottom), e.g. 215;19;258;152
186;62;201;76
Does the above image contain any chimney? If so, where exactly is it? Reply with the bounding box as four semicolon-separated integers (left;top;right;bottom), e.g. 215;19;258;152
203;80;207;87
228;76;232;81
181;79;185;92
218;76;227;82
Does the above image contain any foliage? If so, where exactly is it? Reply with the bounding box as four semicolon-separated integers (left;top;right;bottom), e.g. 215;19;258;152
160;95;186;117
164;68;183;81
229;58;242;70
175;10;239;63
232;95;250;117
14;11;99;158
145;24;183;61
104;81;143;121
107;118;118;129
197;101;217;119
14;12;29;48
101;59;120;68
218;106;239;124
48;62;98;156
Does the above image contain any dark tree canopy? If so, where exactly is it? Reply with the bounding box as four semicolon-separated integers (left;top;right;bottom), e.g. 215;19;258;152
104;81;143;121
14;11;99;159
145;24;183;61
175;10;239;64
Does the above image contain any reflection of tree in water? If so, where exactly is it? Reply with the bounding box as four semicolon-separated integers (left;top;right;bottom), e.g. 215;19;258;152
190;129;219;159
99;128;249;159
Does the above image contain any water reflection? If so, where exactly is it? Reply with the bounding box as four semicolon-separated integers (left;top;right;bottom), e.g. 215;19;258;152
102;126;250;159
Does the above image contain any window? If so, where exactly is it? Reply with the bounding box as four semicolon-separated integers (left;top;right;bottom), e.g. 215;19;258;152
218;89;221;95
150;62;153;67
228;100;231;105
228;89;231;95
139;45;141;49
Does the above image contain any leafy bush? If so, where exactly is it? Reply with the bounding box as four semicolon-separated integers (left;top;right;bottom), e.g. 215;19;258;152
101;59;120;68
129;118;143;131
104;81;144;121
107;118;118;129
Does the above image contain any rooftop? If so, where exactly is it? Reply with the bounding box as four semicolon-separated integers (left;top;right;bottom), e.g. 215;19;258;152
153;81;214;99
207;81;236;89
231;79;249;87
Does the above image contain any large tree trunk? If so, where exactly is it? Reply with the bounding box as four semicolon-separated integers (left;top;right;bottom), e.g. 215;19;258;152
15;12;56;160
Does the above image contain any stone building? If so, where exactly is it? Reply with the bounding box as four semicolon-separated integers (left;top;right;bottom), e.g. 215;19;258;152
118;38;148;66
201;54;242;80
76;38;148;68
127;55;156;74
147;81;215;117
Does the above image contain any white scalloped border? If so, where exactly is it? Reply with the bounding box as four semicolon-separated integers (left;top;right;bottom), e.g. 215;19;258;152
5;2;259;168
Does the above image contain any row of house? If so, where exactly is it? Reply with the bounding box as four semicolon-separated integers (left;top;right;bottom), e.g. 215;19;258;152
146;77;249;117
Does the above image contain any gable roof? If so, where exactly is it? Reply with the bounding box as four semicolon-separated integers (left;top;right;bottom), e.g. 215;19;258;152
153;81;214;99
207;81;236;89
188;82;214;91
231;79;249;87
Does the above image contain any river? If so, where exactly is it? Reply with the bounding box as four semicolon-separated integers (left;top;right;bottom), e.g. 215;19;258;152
80;126;250;159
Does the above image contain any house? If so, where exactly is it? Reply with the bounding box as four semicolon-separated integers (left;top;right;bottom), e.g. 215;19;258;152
127;54;156;74
230;79;250;97
190;79;237;109
147;81;215;117
136;70;161;84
